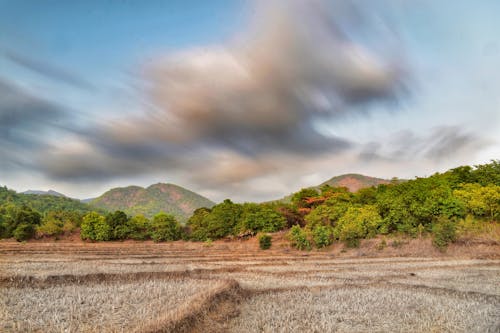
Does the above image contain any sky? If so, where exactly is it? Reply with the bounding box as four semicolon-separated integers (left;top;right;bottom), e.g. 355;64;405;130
1;0;499;202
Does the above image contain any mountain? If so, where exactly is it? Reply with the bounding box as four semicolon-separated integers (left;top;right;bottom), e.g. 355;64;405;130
318;174;394;192
272;174;397;204
90;183;215;221
0;186;95;214
21;189;67;197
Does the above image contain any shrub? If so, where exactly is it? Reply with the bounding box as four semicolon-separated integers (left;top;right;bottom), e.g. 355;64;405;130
336;218;364;248
258;234;272;250
376;239;387;251
312;225;333;248
288;225;311;250
13;223;35;241
432;217;457;250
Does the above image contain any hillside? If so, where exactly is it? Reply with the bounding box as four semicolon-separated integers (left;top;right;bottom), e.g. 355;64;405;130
90;183;215;221
0;186;94;214
319;173;394;192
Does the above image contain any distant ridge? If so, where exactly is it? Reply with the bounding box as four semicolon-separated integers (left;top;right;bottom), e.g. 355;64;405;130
21;189;67;197
272;173;397;204
319;173;393;192
90;183;215;221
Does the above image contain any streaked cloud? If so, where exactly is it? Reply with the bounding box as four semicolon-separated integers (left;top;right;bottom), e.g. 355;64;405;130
3;50;95;90
38;0;407;189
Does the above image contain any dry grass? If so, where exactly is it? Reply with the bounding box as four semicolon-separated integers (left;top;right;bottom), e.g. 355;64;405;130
0;240;499;332
0;279;227;333
228;285;500;333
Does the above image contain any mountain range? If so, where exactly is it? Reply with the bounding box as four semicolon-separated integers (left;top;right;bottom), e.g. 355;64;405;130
10;174;394;220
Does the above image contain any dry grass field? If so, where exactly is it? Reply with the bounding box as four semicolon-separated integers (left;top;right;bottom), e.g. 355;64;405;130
1;237;499;332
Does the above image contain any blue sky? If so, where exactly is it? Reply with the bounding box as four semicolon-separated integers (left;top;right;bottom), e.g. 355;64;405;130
0;0;499;202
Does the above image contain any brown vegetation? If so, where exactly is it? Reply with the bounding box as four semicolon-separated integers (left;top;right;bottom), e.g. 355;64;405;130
0;237;499;332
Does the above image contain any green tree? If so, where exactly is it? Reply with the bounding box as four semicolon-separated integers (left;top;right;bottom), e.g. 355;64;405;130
13;223;35;241
106;210;129;240
472;160;500;186
335;205;383;246
81;212;110;241
187;207;212;241
454;184;500;220
37;210;82;237
150;212;181;242
236;203;286;234
0;204;41;240
127;214;151;240
203;199;243;239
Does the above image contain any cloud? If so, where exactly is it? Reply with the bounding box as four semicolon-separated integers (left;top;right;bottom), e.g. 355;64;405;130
0;78;68;171
37;0;407;194
359;126;490;163
3;49;95;90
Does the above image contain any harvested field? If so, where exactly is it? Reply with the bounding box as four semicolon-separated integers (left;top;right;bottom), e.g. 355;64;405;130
1;239;499;332
1;279;228;333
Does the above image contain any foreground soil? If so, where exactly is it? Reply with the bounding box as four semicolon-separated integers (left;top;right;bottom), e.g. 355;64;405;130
1;236;499;332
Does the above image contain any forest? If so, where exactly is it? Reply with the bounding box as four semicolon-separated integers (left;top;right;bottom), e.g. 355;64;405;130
1;160;499;250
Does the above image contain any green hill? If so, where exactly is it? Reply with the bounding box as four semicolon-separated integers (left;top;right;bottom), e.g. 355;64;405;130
90;183;215;221
0;186;95;214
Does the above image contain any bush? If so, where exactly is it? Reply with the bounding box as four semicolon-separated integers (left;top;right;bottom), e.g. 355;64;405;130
376;239;387;251
432;217;457;250
258;234;272;250
312;225;333;248
13;223;35;241
288;225;311;250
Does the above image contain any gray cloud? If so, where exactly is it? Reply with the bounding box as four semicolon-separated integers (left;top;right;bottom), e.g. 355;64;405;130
0;78;68;171
38;0;407;188
4;49;95;90
359;126;489;163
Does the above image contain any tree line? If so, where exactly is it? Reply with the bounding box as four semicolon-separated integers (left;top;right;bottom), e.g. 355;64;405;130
0;161;499;248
